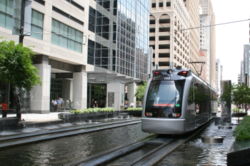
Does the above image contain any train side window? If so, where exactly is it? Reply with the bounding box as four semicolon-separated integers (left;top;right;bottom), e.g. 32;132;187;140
188;82;195;104
194;82;202;114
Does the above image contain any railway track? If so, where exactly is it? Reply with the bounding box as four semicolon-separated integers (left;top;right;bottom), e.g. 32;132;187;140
0;119;141;149
74;121;210;166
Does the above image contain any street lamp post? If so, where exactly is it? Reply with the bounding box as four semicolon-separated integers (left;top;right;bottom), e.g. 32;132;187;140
18;0;26;44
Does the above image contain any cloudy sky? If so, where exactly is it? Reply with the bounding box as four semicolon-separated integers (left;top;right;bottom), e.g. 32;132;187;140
211;0;250;83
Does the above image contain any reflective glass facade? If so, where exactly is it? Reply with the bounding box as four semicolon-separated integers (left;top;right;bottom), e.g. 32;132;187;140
88;0;150;80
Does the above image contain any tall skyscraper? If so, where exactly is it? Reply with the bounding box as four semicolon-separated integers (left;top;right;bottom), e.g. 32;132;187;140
184;0;201;73
242;44;250;86
150;0;217;88
199;0;217;89
150;0;191;70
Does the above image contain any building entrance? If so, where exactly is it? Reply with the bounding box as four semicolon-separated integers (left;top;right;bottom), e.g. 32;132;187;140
87;83;106;108
50;76;72;111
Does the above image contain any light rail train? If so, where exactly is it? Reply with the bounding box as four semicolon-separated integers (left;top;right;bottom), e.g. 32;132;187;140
142;68;217;134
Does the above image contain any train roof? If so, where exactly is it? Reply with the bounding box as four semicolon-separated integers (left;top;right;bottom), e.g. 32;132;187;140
152;67;217;93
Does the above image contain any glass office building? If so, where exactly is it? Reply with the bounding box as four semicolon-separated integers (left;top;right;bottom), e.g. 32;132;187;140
88;0;150;80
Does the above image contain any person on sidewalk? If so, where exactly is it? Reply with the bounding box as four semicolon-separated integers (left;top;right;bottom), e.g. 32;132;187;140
1;103;8;118
51;99;57;112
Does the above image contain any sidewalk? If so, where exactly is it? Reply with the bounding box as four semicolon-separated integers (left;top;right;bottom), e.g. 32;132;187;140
4;112;64;126
0;112;66;136
21;112;62;123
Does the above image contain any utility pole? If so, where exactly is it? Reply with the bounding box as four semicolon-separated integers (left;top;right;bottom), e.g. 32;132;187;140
19;0;26;44
16;0;31;120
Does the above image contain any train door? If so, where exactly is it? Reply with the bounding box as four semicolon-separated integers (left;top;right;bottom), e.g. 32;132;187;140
186;81;196;129
194;82;210;127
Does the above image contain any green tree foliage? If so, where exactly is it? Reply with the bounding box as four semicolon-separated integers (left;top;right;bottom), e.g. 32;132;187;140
135;82;147;102
232;84;250;113
0;41;40;119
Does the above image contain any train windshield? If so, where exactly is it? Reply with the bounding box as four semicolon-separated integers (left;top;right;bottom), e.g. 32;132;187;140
145;80;185;118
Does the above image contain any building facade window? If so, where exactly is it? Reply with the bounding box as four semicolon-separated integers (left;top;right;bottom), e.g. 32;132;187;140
0;0;14;29
52;19;83;53
88;39;109;69
159;61;170;66
88;7;110;40
159;2;163;7
150;20;155;24
150;28;155;32
149;36;155;41
89;7;95;32
65;0;84;11
159;44;170;49
159;27;170;32
88;39;95;64
31;10;44;40
152;3;156;8
52;6;84;25
159;53;170;58
96;0;110;11
34;0;45;5
159;36;170;41
159;18;170;24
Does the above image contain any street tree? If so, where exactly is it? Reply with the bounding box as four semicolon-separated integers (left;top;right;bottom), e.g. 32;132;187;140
0;40;40;120
232;84;250;113
135;81;147;103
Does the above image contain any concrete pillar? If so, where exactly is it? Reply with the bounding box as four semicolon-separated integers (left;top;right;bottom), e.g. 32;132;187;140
127;82;137;108
70;79;73;101
107;81;125;110
73;71;87;109
30;63;51;113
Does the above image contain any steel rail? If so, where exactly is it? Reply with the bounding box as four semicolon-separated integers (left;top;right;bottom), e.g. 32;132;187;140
75;120;212;166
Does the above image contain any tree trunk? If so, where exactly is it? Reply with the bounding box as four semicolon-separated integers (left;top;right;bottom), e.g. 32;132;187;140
13;87;21;121
245;104;248;114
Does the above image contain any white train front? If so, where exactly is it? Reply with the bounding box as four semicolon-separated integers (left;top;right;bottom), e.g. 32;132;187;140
141;68;217;134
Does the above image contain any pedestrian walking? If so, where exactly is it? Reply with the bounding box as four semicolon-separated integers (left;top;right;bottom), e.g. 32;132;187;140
51;99;57;111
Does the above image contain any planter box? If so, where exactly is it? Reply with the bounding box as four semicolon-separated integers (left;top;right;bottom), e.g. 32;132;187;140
58;112;119;122
122;111;142;117
0;117;19;130
232;113;247;117
228;147;250;166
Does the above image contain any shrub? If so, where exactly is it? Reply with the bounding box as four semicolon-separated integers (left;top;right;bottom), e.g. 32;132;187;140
232;107;239;112
126;107;143;111
70;108;115;114
234;116;250;141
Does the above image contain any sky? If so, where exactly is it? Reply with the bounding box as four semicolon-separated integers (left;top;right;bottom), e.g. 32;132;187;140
211;0;250;83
